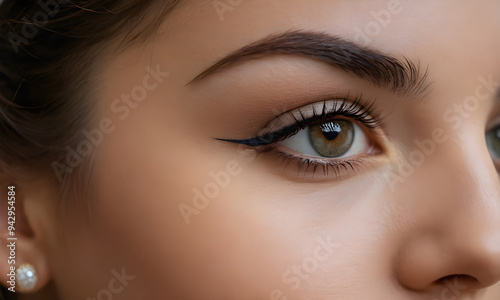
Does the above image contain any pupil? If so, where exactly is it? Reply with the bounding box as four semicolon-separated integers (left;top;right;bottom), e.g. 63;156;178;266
320;122;342;141
323;131;339;141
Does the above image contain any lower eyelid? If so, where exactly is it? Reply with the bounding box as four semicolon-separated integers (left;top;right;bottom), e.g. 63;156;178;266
263;148;366;182
257;145;374;181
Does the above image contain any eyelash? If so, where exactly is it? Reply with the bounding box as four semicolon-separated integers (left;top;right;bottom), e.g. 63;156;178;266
218;95;385;179
260;147;369;180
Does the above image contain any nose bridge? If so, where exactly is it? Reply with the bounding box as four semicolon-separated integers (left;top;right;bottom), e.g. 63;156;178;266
400;126;500;221
411;134;500;255
393;129;500;291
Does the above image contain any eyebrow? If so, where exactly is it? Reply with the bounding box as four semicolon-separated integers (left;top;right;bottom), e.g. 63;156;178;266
188;30;431;98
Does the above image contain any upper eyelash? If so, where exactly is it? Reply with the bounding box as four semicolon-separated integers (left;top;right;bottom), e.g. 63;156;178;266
217;95;383;147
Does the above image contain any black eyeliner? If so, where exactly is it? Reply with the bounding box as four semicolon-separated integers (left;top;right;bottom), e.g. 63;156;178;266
216;96;381;147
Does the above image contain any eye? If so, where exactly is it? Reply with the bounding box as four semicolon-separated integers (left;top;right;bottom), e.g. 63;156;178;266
216;97;385;180
486;125;500;161
278;119;368;158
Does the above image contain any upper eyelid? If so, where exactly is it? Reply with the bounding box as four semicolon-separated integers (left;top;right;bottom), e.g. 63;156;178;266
486;115;500;131
263;97;380;133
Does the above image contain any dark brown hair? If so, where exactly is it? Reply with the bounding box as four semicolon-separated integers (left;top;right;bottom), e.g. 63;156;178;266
0;0;179;194
0;0;180;297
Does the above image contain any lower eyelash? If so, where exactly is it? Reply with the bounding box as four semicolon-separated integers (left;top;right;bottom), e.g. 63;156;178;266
258;146;368;180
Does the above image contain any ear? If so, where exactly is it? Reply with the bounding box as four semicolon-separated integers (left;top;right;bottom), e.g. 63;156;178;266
0;175;55;294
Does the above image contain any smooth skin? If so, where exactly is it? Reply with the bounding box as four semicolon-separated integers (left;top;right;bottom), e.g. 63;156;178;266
2;0;500;299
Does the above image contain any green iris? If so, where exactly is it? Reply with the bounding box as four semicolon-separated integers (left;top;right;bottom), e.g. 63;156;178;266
486;125;500;159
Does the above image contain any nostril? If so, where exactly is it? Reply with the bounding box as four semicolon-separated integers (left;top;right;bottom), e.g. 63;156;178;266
436;274;479;290
437;274;476;283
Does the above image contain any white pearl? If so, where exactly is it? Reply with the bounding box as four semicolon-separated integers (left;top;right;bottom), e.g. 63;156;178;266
16;264;38;292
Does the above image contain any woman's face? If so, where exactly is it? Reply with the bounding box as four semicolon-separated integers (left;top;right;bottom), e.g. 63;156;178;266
41;0;500;299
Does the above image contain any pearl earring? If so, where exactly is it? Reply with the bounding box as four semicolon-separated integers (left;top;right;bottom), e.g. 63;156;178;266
16;264;38;292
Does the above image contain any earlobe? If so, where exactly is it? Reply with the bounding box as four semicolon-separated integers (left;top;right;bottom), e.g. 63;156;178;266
1;181;52;294
6;236;51;293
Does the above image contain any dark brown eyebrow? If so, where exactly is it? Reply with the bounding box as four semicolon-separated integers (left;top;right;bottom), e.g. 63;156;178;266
187;30;431;98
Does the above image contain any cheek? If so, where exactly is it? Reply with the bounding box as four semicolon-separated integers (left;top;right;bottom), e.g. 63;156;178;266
86;103;291;297
483;282;500;299
87;103;392;298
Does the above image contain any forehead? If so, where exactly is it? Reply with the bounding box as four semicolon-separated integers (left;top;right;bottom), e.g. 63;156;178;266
157;0;500;82
163;1;500;47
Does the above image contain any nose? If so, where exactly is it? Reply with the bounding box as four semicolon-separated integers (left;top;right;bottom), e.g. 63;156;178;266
394;132;500;295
